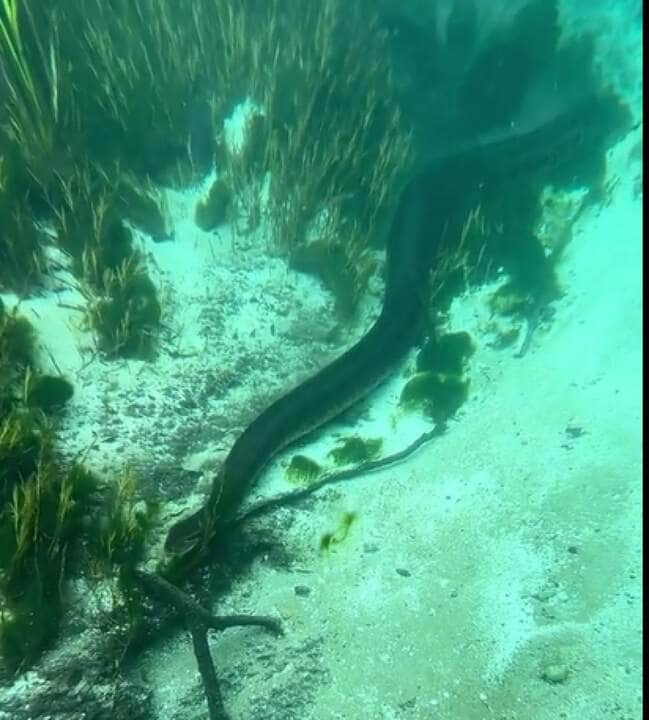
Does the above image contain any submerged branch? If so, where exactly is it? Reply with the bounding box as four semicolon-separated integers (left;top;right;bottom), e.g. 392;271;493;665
232;424;444;526
135;568;282;720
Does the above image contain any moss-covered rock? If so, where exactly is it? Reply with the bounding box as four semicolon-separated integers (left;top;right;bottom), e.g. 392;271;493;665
25;374;74;412
195;177;232;231
0;309;35;369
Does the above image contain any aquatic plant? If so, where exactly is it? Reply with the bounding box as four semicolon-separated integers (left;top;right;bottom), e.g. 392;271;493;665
45;163;163;359
114;174;171;241
416;331;475;375
93;467;153;572
286;454;322;485
0;0;409;314
79;253;161;359
0;416;98;672
0;0;59;183
0;410;152;672
400;371;470;425
0;161;45;291
0;304;35;370
319;511;357;554
0;407;48;505
54;0;222;182
328;436;383;466
47;163;133;271
209;0;413;315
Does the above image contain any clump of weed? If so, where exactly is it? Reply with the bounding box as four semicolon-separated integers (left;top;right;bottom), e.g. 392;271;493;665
319;511;357;554
92;468;154;572
401;329;476;424
289;237;377;319
328;436;383;466
0;457;99;672
0;306;35;370
416;331;475;375
80;253;161;359
489;283;535;317
115;176;171;241
400;372;469;425
286;454;322;485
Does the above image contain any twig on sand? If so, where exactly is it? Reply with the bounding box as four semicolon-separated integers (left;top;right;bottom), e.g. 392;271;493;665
135;569;282;720
233;424;445;526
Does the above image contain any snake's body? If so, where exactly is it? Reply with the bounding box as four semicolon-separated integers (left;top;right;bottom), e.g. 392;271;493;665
164;95;625;557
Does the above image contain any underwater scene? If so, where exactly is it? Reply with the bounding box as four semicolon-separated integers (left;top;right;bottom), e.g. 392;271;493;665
0;0;642;718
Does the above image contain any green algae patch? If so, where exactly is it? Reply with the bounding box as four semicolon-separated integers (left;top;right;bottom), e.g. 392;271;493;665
328;436;383;466
286;454;322;485
319;511;357;554
416;331;475;374
400;371;469;424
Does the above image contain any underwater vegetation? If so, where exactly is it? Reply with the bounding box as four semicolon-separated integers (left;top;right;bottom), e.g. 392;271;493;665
0;414;153;672
0;0;412;345
0;456;97;672
406;2;632;322
0;166;45;293
49;165;163;359
78;253;162;359
286;454;322;485
400;330;475;424
400;372;470;425
416;331;474;375
0;302;38;416
328;436;383;466
202;0;413;316
319;511;357;554
0;304;152;672
114;174;171;242
93;468;154;572
0;300;35;369
1;0;628;335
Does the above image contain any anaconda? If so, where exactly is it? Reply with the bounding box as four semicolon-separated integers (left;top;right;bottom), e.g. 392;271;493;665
164;94;628;558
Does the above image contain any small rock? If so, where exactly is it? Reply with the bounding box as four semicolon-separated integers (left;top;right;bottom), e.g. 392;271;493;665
565;425;586;438
294;585;311;597
541;663;570;684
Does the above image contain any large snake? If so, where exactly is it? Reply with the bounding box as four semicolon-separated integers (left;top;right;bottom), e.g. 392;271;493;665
164;94;625;559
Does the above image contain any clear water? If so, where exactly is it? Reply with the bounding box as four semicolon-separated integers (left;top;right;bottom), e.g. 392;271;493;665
0;1;641;719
